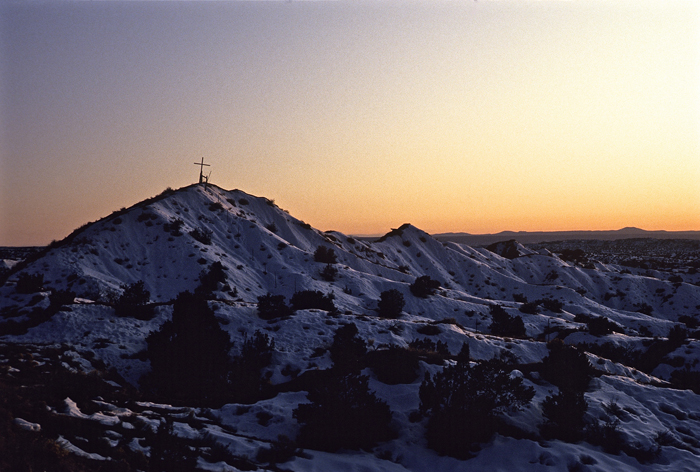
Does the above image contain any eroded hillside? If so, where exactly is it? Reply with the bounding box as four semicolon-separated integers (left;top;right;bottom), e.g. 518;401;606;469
2;184;700;472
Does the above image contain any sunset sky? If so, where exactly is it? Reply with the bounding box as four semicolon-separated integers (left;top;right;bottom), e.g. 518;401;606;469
1;0;698;246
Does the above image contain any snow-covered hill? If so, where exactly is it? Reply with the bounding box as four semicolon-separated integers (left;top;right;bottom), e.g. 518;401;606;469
2;184;700;471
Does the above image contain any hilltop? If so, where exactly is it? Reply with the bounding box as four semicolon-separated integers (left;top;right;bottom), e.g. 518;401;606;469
2;184;700;472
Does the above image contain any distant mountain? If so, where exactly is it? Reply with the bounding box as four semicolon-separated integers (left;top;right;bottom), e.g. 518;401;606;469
2;183;700;471
433;227;700;246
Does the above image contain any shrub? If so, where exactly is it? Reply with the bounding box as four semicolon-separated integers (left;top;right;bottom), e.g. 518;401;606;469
541;298;564;313
667;325;688;347
377;289;405;319
410;275;441;298
257;293;292;320
540;339;593;392
15;272;44;294
574;314;622;336
163;218;184;236
585;419;625;455
540;389;588;442
329;323;366;374
489;304;526;337
409;338;450;362
189;227;212;245
419;345;534;457
146;416;198;472
114;280;155;320
320;264;338;282
366;345;419;384
417;324;441;336
670;368;700;394
196;261;227;296
49;289;75;308
519;301;540;314
293;372;394;452
143;291;232;405
636;303;653;315
230;330;275;403
137;211;155;222
265;222;278;234
290;290;336;312
313;246;337;264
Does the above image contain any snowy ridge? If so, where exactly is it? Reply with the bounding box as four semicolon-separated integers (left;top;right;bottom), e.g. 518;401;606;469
2;184;700;471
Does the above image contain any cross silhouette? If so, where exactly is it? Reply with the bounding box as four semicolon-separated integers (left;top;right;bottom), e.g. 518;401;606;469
193;157;210;184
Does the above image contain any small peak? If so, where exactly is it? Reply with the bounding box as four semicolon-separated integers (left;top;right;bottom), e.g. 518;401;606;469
377;224;412;242
616;227;644;234
485;239;534;260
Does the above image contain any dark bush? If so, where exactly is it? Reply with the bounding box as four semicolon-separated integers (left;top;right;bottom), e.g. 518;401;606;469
265;222;278;234
189;227;212;245
490;304;526;337
293;372;394;452
540;339;593;393
636;303;653;315
667;325;688;347
143;291;232;405
366;345;419;384
320;264;338;282
230;330;275;403
574;314;622;336
519;301;540;315
419;345;534;457
670;368;700;394
410;275;441;298
585;419;625;455
147;416;198;472
49;289;75;308
540;389;588;442
163;218;184;236
541;298;564;313
329;323;366;374
409;338;450;363
313;246;337;264
417;324;441;336
196;261;227;296
137;211;155;222
15;272;44;294
377;289;405;319
114;280;155;320
257;293;292;320
290;290;336;312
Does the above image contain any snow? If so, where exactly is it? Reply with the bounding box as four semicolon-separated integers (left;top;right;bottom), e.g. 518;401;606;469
56;435;110;461
14;417;41;432
2;183;700;471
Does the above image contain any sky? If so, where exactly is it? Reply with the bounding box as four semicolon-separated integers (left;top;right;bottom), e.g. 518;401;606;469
1;0;698;246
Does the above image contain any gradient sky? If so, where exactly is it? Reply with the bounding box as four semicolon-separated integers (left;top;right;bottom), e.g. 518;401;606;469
1;0;698;246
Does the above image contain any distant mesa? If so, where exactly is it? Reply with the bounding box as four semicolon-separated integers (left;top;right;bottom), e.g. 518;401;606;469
434;227;700;246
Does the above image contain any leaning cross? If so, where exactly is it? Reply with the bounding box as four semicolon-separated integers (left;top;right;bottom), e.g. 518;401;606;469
194;157;210;184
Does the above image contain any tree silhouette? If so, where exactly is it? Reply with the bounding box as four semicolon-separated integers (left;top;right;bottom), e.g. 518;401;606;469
419;344;534;457
143;291;232;405
377;289;405;318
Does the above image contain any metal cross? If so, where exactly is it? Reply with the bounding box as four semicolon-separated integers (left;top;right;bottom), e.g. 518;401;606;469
194;157;210;184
